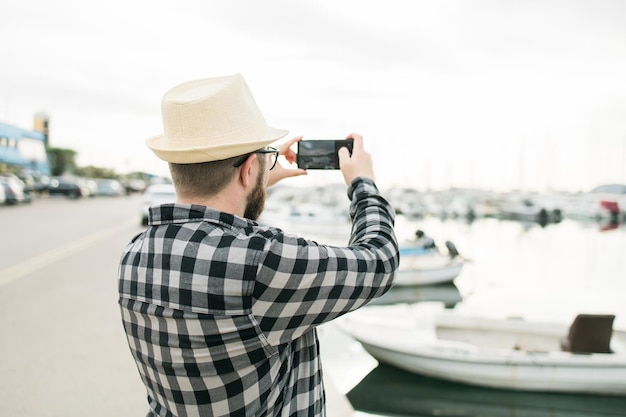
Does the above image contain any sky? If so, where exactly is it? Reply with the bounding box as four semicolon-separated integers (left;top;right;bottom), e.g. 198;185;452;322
1;0;626;192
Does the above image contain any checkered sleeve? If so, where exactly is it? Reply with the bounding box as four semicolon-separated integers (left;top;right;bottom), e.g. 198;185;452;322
252;177;399;346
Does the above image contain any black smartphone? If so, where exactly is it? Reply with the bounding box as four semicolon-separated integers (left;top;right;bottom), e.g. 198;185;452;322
297;139;354;170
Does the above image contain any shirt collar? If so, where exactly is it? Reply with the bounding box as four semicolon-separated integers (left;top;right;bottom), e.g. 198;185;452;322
149;203;255;230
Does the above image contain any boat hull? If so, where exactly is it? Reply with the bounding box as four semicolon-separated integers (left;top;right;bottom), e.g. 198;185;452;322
342;310;626;396
359;340;626;395
394;260;464;286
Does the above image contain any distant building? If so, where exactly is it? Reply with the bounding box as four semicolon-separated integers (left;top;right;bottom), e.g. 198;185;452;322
0;114;51;176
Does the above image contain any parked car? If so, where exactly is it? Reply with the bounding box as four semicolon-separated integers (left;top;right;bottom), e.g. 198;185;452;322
95;179;125;196
0;183;6;205
19;174;49;195
83;178;98;197
123;179;147;194
46;177;86;198
140;183;176;225
0;175;28;205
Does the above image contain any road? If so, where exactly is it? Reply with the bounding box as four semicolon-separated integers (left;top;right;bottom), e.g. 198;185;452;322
0;195;359;417
0;195;147;416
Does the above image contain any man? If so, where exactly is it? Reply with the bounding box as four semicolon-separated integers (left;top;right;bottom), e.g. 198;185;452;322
414;229;437;251
118;74;399;416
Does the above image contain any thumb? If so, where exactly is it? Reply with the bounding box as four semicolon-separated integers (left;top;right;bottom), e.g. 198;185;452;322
338;147;351;164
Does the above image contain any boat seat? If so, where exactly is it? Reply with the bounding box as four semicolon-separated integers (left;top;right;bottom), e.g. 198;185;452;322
561;314;615;354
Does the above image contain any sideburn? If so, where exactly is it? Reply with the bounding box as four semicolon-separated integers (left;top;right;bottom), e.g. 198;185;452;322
243;167;267;221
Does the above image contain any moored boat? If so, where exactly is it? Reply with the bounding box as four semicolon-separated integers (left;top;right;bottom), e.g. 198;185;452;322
396;254;464;286
396;240;465;286
340;307;626;396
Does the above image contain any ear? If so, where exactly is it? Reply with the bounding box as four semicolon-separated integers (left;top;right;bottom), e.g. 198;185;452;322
238;154;258;188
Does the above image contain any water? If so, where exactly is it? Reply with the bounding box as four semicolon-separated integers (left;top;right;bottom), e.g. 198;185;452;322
317;215;626;416
347;363;626;417
392;216;626;324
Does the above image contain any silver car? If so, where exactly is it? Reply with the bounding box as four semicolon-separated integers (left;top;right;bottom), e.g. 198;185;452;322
140;183;176;225
0;175;27;205
0;183;6;205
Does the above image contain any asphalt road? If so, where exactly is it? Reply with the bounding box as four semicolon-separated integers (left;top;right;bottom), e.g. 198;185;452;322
0;194;358;417
0;194;148;416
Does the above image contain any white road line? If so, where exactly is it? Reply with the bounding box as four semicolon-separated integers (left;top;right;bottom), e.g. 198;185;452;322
0;220;137;288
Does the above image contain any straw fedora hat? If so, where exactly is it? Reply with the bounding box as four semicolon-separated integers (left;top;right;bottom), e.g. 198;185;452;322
147;74;288;163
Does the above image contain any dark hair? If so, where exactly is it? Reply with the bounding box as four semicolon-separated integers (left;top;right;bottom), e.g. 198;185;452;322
168;153;266;198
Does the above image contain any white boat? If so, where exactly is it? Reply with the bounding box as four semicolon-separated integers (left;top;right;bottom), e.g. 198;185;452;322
396;242;464;286
563;184;626;222
499;193;563;224
396;255;464;286
341;307;626;396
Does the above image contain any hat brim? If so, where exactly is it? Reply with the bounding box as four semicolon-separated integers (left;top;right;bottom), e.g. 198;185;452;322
146;126;288;164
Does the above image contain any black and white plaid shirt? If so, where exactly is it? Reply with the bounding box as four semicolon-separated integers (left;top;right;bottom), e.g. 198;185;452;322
118;178;398;416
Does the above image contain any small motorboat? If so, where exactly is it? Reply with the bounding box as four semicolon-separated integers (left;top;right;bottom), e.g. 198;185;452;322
340;306;626;396
396;240;465;286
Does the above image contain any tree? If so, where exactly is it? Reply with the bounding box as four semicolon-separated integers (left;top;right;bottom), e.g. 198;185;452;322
47;147;77;176
74;165;118;179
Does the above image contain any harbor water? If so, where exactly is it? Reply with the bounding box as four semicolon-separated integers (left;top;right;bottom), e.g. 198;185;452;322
315;214;626;417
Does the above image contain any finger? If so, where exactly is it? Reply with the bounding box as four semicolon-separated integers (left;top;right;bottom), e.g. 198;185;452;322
274;136;301;154
284;153;297;165
346;133;363;151
279;148;297;164
338;147;351;163
271;168;307;186
283;135;302;150
288;169;307;177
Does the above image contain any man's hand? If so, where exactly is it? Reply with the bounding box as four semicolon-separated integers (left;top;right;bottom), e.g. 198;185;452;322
338;133;375;185
267;136;307;187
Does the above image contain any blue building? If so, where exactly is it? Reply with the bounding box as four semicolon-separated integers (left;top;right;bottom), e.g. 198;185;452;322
0;118;51;176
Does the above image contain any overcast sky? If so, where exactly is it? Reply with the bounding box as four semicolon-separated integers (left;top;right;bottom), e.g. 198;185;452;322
1;0;626;191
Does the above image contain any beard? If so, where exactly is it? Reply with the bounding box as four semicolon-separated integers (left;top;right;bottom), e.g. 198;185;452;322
243;170;266;221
